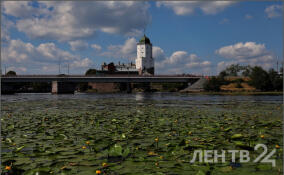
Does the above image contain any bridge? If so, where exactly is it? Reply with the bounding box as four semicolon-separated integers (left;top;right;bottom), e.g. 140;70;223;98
1;75;203;94
1;75;201;83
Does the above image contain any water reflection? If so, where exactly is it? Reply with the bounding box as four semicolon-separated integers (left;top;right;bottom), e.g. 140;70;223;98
1;92;282;104
135;93;144;101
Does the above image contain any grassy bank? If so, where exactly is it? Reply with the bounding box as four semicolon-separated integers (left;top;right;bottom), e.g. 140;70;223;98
183;91;283;96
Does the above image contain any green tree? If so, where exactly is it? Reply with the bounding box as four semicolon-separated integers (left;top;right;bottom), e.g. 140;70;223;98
242;65;252;76
6;70;16;76
248;66;270;91
280;67;283;76
225;64;244;76
219;70;228;78
85;69;97;75
204;77;226;91
268;69;283;91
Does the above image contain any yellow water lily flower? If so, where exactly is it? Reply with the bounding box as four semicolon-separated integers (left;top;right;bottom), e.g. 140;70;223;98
148;151;157;156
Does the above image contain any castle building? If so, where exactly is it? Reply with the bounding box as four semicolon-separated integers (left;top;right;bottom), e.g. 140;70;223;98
136;35;154;75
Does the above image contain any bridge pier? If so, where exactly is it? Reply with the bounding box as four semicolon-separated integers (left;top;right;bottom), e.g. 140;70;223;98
51;81;76;94
51;81;58;94
126;82;132;93
1;83;17;94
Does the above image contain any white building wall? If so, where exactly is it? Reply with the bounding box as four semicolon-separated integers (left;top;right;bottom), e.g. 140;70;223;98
136;44;154;71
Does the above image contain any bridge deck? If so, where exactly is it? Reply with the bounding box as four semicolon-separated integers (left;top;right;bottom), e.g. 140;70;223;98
1;75;202;83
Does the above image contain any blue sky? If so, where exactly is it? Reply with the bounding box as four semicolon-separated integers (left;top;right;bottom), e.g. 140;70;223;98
1;1;282;75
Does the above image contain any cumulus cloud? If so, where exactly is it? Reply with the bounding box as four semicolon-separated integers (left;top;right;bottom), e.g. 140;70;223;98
155;49;211;75
156;1;235;16
265;4;282;18
216;42;275;72
2;1;49;18
3;1;151;41
69;40;89;51
1;28;11;44
153;46;166;61
2;39;93;74
91;44;102;52
101;37;137;60
70;58;93;68
1;15;15;44
216;42;269;60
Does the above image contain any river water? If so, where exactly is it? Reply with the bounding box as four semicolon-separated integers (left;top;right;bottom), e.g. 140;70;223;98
1;93;283;174
2;92;283;104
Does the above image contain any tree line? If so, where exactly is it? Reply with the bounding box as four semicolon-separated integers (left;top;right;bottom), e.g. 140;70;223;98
204;64;283;92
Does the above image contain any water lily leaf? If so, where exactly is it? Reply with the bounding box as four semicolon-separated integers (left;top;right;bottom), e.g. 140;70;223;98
16;146;25;152
196;170;206;175
231;134;243;139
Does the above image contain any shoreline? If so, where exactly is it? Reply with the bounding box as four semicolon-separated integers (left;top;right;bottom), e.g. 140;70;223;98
83;90;283;96
2;90;283;96
181;91;283;96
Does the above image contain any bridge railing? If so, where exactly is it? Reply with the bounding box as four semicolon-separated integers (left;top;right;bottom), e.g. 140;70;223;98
1;74;204;78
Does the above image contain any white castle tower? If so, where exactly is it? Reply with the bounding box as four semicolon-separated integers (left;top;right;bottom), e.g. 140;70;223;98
135;34;154;75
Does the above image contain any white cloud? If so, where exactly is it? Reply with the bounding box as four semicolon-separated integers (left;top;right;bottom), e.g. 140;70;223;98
3;1;151;41
37;43;76;62
153;46;166;61
1;15;15;44
156;49;211;75
101;37;137;60
265;4;282;18
71;58;93;68
2;1;49;18
91;44;102;52
216;42;268;60
217;61;235;73
69;40;89;51
1;29;11;44
156;1;235;16
2;39;93;74
121;38;137;57
216;42;275;72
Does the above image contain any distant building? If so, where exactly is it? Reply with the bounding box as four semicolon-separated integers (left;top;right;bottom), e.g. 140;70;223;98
136;34;154;75
97;62;138;75
101;62;116;72
96;34;154;76
114;62;137;72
